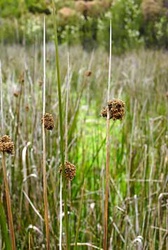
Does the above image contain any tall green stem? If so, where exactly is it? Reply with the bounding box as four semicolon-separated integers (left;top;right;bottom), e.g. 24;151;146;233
52;1;70;249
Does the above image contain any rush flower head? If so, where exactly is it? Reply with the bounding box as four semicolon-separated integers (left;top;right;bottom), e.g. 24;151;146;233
18;72;24;84
60;161;76;181
85;70;92;77
0;135;14;154
101;99;125;120
41;113;54;130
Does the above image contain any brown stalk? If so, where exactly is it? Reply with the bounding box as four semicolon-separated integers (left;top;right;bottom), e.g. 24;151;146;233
103;109;110;250
42;16;50;250
101;99;125;249
42;123;50;250
2;152;16;250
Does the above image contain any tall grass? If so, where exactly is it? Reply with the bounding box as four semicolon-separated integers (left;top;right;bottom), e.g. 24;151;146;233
103;20;112;250
52;1;70;249
42;16;50;250
0;43;167;249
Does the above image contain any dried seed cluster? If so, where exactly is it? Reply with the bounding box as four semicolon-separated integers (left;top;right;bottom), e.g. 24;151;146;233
101;99;125;120
41;113;54;130
0;135;14;154
18;72;24;84
60;161;76;181
85;70;92;77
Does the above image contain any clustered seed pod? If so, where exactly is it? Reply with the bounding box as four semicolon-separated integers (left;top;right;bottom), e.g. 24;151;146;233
101;99;125;120
18;72;24;84
38;79;43;86
13;91;20;97
85;70;92;77
0;135;14;154
60;161;76;181
41;113;54;130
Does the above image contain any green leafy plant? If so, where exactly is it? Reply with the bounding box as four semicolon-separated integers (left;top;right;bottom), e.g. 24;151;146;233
98;0;143;53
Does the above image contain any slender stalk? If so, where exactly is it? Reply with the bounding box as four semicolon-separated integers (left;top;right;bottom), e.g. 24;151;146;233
103;113;110;250
74;182;85;250
1;61;15;250
0;61;4;133
59;174;63;250
65;52;72;213
134;195;142;250
65;52;70;161
52;1;70;249
2;153;16;250
107;20;112;100
103;20;112;250
0;199;12;250
42;16;50;250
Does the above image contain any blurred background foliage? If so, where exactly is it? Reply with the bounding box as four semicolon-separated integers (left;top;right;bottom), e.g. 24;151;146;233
0;0;168;53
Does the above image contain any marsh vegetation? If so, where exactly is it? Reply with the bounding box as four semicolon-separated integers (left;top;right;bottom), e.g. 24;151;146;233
0;42;167;249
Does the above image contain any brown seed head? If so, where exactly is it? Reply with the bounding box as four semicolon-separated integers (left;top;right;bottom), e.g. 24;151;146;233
25;105;29;112
41;113;54;130
85;70;92;77
18;72;24;84
13;91;20;97
101;99;125;120
38;80;43;86
60;161;76;181
0;135;14;154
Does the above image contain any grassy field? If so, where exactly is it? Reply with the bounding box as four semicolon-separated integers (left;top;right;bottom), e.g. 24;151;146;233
0;44;168;249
